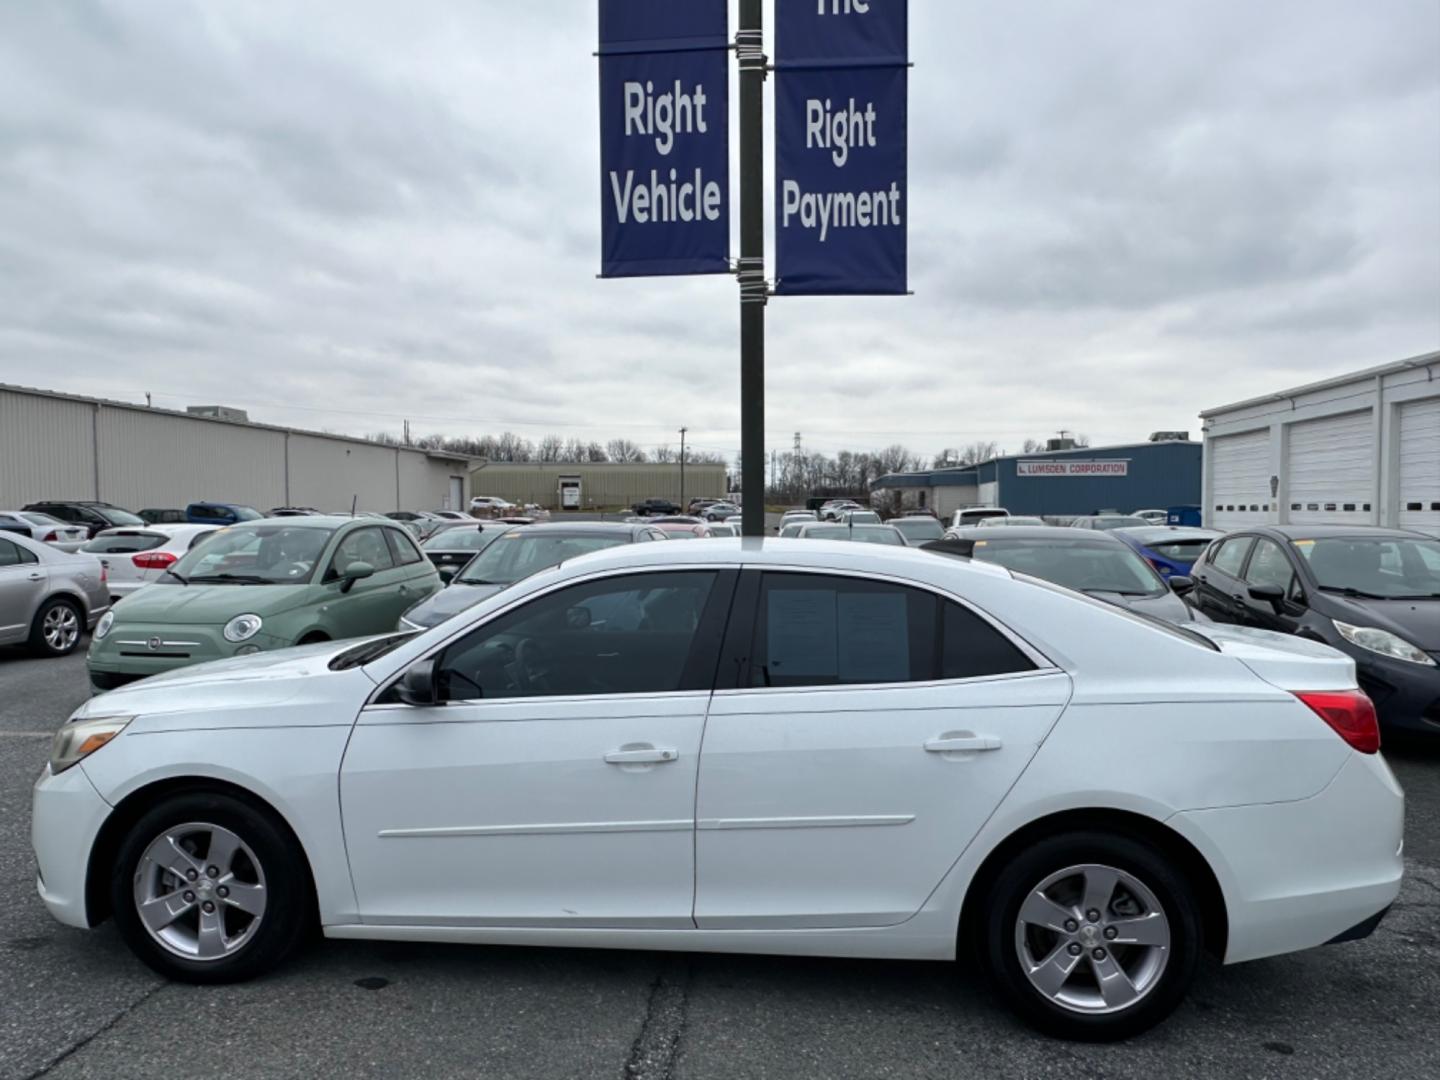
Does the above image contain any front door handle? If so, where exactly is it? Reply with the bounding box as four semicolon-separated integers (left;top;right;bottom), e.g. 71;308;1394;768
925;734;1002;753
27;573;44;582
604;746;678;765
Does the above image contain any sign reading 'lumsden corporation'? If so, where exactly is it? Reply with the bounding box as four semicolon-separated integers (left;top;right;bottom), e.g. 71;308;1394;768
1016;460;1131;477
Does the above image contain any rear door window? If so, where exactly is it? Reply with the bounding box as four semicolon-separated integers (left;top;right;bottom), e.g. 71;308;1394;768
750;573;1033;688
384;528;425;566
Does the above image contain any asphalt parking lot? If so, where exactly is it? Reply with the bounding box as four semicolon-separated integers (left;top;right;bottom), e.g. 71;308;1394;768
3;646;1438;1080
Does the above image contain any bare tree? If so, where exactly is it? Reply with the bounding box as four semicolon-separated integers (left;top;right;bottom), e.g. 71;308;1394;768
606;438;647;463
537;434;565;462
585;441;609;463
651;445;677;464
957;441;998;466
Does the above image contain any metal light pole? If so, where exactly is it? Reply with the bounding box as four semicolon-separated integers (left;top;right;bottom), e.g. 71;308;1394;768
678;425;687;509
737;0;766;537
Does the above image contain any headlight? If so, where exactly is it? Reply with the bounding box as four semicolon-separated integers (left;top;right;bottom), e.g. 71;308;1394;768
94;611;114;640
223;613;264;643
1333;620;1436;666
50;716;132;774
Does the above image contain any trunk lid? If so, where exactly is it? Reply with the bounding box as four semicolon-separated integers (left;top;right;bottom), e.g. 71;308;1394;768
1192;623;1356;692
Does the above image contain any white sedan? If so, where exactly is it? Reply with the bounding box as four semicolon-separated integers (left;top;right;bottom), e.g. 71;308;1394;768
82;524;219;601
0;510;88;552
32;540;1402;1039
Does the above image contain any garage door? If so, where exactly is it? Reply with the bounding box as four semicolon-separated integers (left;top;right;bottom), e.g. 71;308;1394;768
1209;429;1271;530
1286;410;1375;526
1398;396;1440;537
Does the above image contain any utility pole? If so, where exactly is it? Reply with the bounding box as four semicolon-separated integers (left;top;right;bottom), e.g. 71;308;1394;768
737;0;766;536
678;426;687;509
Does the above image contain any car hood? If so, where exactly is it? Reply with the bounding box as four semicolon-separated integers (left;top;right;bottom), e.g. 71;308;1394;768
73;640;367;722
1318;594;1440;650
111;582;312;624
1084;590;1198;626
404;582;505;628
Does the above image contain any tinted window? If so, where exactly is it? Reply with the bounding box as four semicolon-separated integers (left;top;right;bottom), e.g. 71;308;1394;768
384;528;425;566
456;531;634;585
1210;538;1253;577
1244;540;1295;591
82;532;166;554
423;526;501;553
99;508;146;526
1293;536;1440;598
436;571;718;700
751;573;1033;688
0;538;35;567
969;540;1165;597
890;517;945;543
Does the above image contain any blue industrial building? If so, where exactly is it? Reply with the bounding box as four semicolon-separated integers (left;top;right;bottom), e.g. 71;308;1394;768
873;440;1202;519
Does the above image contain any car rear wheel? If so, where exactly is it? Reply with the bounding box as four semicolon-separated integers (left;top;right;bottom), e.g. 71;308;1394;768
30;597;82;657
979;830;1201;1040
110;791;312;983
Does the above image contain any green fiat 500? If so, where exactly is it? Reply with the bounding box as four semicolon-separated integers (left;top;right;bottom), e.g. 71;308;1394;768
87;517;441;691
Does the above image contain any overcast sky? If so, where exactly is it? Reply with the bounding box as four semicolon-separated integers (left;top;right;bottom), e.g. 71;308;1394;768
1;1;1436;463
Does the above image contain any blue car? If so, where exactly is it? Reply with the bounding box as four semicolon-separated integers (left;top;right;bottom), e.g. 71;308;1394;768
185;501;264;526
1110;525;1222;579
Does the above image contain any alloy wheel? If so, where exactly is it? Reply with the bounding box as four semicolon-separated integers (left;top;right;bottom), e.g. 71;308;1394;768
132;822;268;961
1014;862;1171;1014
42;604;80;652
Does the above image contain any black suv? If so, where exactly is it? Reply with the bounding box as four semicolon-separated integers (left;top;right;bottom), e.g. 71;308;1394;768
1190;524;1440;736
22;500;146;539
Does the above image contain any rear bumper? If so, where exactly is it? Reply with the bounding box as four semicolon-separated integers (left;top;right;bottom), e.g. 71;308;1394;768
32;761;112;929
1174;751;1404;964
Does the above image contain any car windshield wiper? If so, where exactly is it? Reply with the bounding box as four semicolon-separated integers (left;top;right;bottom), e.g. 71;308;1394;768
456;577;502;586
1082;588;1158;597
188;573;272;584
1317;584;1389;600
160;568;189;585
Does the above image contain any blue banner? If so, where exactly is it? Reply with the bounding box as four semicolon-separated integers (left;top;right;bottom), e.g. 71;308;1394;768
775;1;908;296
598;0;730;278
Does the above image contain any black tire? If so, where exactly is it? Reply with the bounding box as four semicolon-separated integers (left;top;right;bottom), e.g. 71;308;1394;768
110;791;312;983
29;596;83;657
979;830;1202;1041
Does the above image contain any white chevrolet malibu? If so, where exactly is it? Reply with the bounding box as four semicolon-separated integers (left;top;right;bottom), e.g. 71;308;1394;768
32;539;1403;1040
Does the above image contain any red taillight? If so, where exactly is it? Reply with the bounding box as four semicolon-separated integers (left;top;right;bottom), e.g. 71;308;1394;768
43;530;59;542
1295;690;1380;754
132;551;177;570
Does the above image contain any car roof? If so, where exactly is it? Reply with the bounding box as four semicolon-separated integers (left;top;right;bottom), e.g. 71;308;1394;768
958;526;1128;545
1244;524;1434;541
1111;526;1220;542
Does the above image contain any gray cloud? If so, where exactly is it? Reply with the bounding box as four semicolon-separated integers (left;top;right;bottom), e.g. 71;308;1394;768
0;0;1436;461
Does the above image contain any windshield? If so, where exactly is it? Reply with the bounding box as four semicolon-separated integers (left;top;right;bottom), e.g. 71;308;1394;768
970;539;1166;596
19;512;64;526
423;527;502;553
890;517;944;541
456;532;631;584
1142;538;1214;565
802;525;906;545
101;508;146;526
1088;516;1149;530
169;524;333;584
1293;536;1440;599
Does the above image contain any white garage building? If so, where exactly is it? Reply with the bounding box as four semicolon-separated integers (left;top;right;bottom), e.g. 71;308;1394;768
1199;350;1440;536
0;383;474;514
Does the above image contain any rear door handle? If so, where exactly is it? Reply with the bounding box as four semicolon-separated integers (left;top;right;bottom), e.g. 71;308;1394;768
604;746;678;765
925;734;1003;753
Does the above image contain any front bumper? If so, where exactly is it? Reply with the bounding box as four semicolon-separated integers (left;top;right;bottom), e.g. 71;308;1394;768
32;762;112;929
1352;652;1440;736
1176;752;1404;964
88;623;284;688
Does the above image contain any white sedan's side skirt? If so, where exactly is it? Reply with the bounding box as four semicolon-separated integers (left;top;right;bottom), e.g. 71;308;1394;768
322;921;957;962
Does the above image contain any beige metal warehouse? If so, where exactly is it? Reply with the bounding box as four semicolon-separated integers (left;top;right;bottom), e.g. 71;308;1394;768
469;462;729;511
0;384;473;513
1200;350;1440;537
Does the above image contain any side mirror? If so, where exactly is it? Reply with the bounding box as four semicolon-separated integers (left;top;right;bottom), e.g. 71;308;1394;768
1248;582;1285;608
339;561;375;593
396;658;438;706
1169;575;1196;597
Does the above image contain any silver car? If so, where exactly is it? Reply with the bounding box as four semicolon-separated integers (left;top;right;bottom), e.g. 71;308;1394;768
0;510;89;553
0;531;110;657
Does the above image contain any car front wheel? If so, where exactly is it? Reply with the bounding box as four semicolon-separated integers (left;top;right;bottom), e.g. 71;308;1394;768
980;830;1202;1040
110;791;312;983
